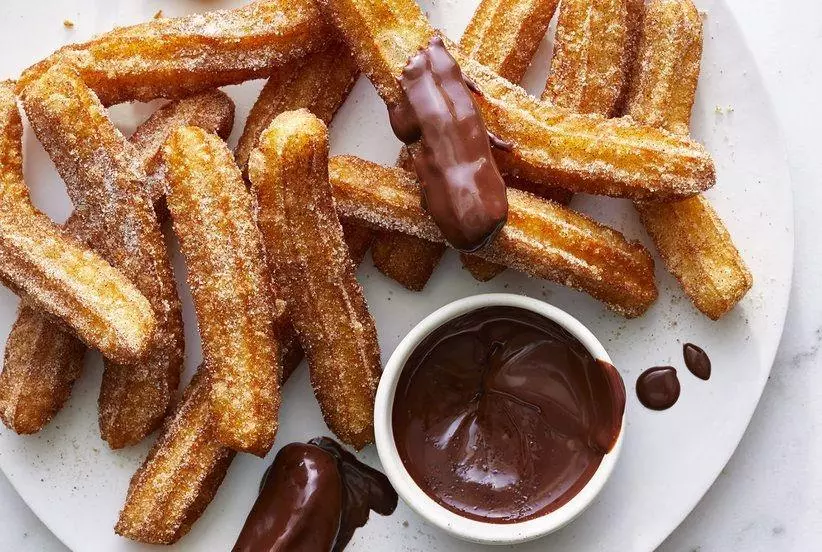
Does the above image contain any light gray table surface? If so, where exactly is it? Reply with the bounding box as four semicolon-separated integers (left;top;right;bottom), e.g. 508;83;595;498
0;0;819;550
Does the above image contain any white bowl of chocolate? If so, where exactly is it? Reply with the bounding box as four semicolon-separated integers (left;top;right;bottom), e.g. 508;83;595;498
374;293;626;545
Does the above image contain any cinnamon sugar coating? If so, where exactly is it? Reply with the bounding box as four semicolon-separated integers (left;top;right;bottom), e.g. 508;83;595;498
0;81;155;365
21;64;184;448
164;126;281;456
0;89;234;437
250;111;380;449
330;156;657;318
17;0;329;106
545;0;633;116
116;367;234;545
627;0;752;319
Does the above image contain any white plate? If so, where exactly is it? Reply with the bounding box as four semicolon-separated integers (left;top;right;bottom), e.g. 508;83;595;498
0;0;793;551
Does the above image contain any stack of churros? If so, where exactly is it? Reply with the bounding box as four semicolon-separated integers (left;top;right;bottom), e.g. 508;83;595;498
0;0;752;544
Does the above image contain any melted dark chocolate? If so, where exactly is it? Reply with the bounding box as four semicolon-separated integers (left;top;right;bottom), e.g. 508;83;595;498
392;306;625;524
387;36;508;252
636;367;681;410
683;343;711;380
233;438;397;552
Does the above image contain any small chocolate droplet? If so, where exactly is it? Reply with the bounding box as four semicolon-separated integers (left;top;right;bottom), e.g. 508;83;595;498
636;366;680;410
683;343;711;380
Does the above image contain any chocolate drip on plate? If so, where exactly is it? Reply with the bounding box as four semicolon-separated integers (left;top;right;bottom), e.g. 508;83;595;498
683;343;711;380
636;367;681;410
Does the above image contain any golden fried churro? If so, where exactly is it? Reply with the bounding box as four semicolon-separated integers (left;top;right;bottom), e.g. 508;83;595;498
461;0;559;83
21;64;184;448
0;302;86;435
628;0;752;319
235;43;359;176
250;111;380;449
545;0;631;116
116;367;235;545
17;0;328;106
373;0;558;289
0;81;155;365
330;156;657;317
0;90;234;437
131;90;236;202
317;0;715;201
164;126;281;456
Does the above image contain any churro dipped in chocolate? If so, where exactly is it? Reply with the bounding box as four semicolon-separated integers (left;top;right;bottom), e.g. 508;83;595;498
17;0;329;106
464;0;637;282
116;367;234;545
627;0;752;319
373;0;558;289
21;64;184;448
330;156;657;317
250;111;380;449
317;0;715;202
164;126;281;456
0;90;234;436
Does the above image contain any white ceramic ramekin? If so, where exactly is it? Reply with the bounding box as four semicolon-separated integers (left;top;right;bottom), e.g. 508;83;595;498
374;293;625;545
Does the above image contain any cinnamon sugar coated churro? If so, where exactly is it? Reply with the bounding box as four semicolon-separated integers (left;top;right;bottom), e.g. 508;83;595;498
164;126;281;456
130;90;236;202
545;0;632;116
628;0;752;319
330;156;657;317
233;39;368;383
250;111;380;449
17;0;329;106
116;368;235;545
0;301;86;434
0;81;156;364
21;64;184;448
317;0;716;202
0;90;234;437
373;0;558;289
235;43;359;176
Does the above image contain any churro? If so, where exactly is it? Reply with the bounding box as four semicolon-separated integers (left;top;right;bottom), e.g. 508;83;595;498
545;0;632;116
627;0;751;319
17;0;328;106
0;90;234;437
21;64;184;448
330;156;657;317
317;0;715;201
235;43;359;176
0;81;155;366
164;126;281;456
250;111;380;449
465;0;640;281
0;301;86;435
130;90;235;203
116;367;235;545
372;0;558;290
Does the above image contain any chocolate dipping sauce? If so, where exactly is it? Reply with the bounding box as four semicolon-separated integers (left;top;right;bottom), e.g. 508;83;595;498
683;343;711;380
388;35;508;253
392;306;625;523
636;367;681;410
233;437;397;552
